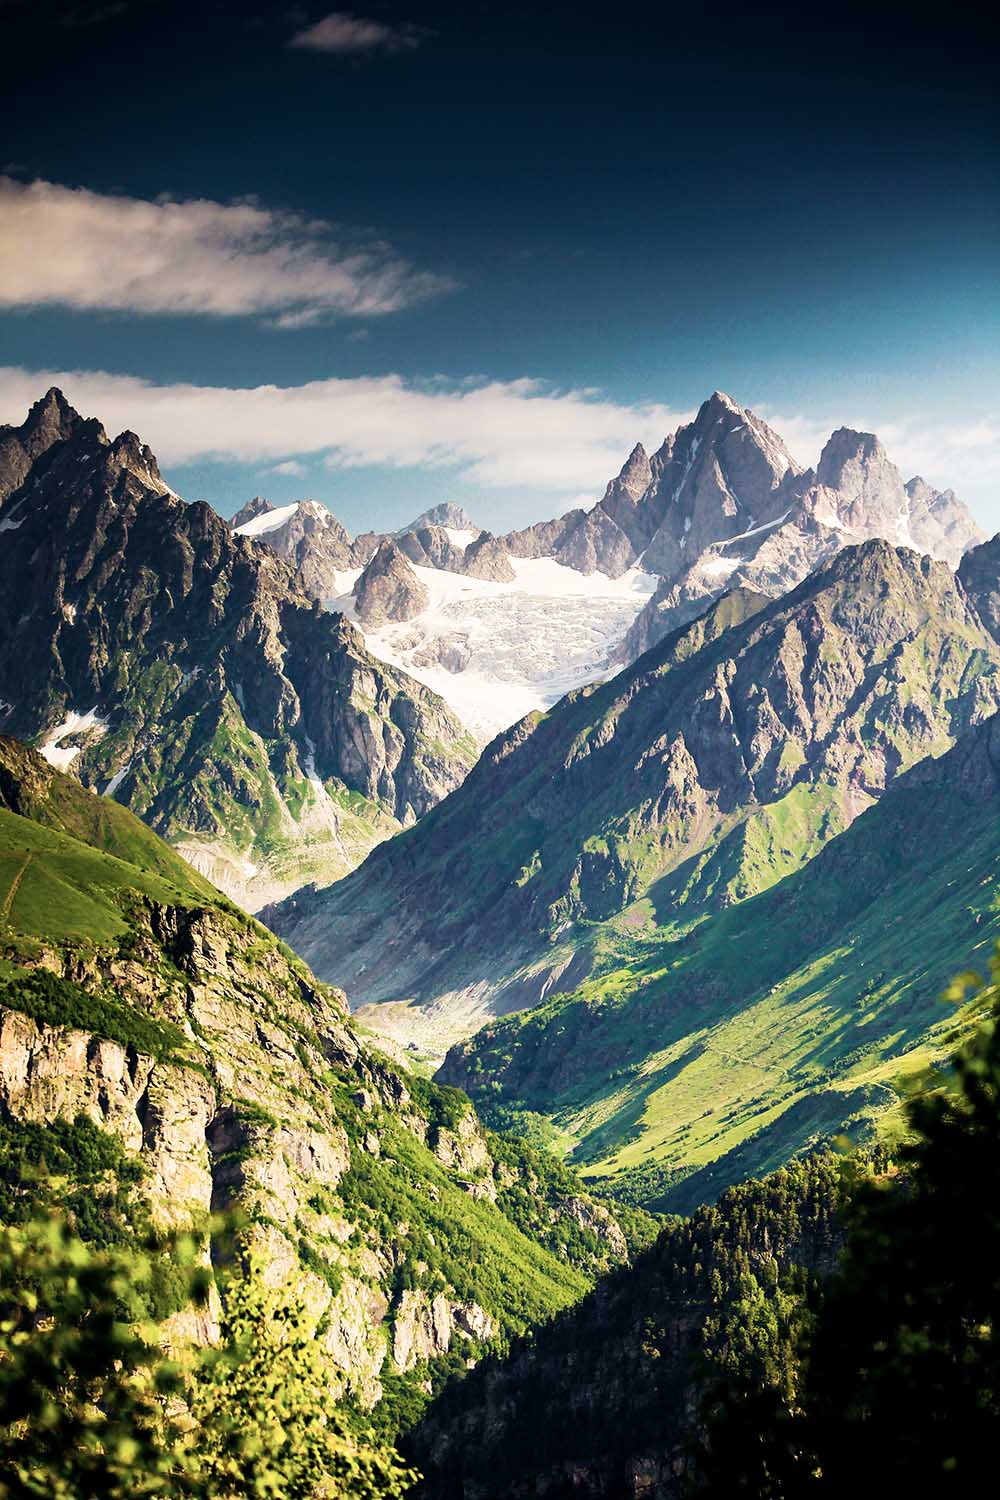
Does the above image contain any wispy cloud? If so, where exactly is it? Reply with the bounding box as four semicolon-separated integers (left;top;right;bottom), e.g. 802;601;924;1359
0;176;451;323
288;10;428;55
1;366;995;518
759;404;1000;513
0;366;688;497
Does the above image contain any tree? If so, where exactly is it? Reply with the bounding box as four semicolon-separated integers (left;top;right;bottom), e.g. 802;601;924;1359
0;1215;199;1499
186;1254;415;1500
0;1215;415;1499
796;954;1000;1492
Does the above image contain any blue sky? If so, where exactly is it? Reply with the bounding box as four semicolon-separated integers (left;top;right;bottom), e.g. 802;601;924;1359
1;0;997;532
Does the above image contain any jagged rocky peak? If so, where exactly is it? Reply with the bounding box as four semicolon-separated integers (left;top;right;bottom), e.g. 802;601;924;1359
353;538;430;626
230;495;274;529
815;426;885;488
616;441;653;497
904;475;983;565
0;386;93;504
22;385;83;446
807;430;982;562
635;393;802;577
812;426;904;529
462;530;516;581
400;501;478;534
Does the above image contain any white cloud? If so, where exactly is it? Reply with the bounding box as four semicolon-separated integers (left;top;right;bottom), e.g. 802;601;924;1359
0;176;450;322
0;366;687;496
268;459;308;477
760;404;1000;516
289;11;427;55
1;366;995;521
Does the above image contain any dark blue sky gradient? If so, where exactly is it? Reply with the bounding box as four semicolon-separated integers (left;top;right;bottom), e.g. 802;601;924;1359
1;0;996;525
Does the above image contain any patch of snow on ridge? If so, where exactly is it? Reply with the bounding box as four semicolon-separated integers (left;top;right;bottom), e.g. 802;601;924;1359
700;556;740;579
328;556;657;738
444;527;479;548
103;762;132;797
0;497;28;533
726;510;791;544
325;568;363;605
234;503;300;537
39;707;107;770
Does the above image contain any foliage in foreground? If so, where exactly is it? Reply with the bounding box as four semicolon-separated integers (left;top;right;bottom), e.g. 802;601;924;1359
697;951;1000;1494
0;1220;414;1500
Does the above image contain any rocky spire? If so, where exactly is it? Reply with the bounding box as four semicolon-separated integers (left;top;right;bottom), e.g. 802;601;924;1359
230;496;275;530
353;539;430;626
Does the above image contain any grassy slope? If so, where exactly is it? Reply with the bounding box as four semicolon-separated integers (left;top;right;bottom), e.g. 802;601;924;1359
448;734;1000;1212
0;808;218;946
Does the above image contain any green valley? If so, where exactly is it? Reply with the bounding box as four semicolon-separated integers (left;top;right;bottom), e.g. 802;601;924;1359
442;709;1000;1210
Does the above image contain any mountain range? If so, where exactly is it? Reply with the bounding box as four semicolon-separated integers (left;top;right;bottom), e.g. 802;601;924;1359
2;375;999;1493
2;379;995;1209
0;389;477;908
270;534;1000;1196
228;391;981;739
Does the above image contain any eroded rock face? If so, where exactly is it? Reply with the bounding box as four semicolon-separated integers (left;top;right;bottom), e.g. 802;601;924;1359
0;900;426;1403
353;540;431;626
617;417;983;664
458;533;515;583
392;1289;494;1372
432;1110;493;1177
0;717;632;1407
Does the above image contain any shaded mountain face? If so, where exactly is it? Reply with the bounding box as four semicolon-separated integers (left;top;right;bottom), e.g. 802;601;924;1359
267;540;1000;1049
0;735;637;1423
958;533;1000;645
0;390;476;910
440;707;1000;1210
411;1154;845;1499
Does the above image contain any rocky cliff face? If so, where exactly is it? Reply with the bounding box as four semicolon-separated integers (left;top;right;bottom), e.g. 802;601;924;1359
393;524;515;585
353;540;431;625
268;541;1000;1044
958;533;1000;644
0;390;476;909
505;393;801;582
618;414;983;661
230;498;374;601
0;736;637;1419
